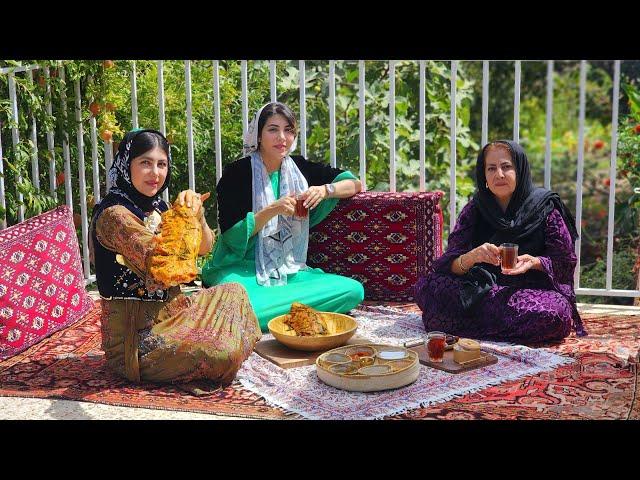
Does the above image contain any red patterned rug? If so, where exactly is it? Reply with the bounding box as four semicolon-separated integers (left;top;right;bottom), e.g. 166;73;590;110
0;305;291;419
308;191;443;302
0;302;638;420
0;206;94;360
385;304;640;420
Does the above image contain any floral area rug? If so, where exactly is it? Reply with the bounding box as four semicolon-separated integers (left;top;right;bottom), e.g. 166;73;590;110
1;301;638;420
382;304;640;420
236;306;575;419
0;305;291;419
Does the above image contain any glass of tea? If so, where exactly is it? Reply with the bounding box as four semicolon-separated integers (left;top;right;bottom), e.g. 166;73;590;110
426;331;446;363
500;243;519;270
294;192;308;220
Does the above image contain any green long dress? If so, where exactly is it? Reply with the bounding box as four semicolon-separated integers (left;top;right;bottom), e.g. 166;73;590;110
202;170;364;331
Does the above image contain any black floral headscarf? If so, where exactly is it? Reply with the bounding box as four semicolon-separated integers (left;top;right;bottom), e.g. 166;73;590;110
106;128;171;213
92;128;171;225
472;140;579;256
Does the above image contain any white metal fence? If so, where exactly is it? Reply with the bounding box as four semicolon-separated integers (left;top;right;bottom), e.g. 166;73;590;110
0;60;635;298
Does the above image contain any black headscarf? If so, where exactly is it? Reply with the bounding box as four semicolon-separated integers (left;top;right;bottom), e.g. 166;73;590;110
459;140;580;313
472;140;578;256
92;128;171;222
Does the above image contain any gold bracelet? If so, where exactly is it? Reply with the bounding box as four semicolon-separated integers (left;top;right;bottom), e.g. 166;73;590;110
458;254;469;273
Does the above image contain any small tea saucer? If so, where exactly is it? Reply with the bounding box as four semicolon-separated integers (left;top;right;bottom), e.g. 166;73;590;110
330;363;359;375
377;350;408;360
358;364;392;376
323;353;351;364
344;345;377;358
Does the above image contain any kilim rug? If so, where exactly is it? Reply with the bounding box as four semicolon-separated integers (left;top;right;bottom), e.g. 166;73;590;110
0;206;95;360
308;191;443;302
0;301;638;420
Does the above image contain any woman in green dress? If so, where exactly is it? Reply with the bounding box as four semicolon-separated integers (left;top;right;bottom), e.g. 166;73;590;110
202;102;365;331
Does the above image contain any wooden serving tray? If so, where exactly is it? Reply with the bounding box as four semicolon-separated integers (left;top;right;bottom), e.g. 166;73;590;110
409;344;498;373
316;344;420;392
254;335;370;369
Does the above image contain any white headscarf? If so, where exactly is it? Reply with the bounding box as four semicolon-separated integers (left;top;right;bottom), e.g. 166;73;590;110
243;103;297;156
245;103;308;287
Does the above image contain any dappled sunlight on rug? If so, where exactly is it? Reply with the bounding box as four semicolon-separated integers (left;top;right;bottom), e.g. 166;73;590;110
532;313;640;366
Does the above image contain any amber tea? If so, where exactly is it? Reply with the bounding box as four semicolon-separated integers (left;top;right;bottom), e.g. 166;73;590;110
500;243;518;270
294;195;308;219
426;331;446;363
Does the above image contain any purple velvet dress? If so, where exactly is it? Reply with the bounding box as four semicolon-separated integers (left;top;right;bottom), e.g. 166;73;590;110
415;199;585;343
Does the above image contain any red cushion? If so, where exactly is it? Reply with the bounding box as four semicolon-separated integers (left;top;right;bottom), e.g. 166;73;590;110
308;191;443;301
0;205;94;360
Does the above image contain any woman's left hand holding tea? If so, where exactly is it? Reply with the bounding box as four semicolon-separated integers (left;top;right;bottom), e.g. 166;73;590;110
502;254;542;275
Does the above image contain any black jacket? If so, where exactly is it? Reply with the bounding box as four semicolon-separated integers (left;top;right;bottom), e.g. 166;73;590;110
216;155;346;233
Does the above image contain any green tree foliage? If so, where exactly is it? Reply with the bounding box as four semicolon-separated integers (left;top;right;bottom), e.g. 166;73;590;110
80;60;478;234
1;59;639;301
463;61;639;299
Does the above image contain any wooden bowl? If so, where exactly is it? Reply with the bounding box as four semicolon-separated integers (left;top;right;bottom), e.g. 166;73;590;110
267;312;357;352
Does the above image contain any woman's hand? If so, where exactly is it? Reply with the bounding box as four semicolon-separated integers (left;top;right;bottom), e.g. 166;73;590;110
502;254;542;275
270;194;297;217
175;190;211;220
175;190;214;255
252;195;296;236
469;242;501;267
301;185;327;210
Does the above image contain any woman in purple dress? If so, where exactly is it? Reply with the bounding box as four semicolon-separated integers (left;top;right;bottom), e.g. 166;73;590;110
415;140;587;343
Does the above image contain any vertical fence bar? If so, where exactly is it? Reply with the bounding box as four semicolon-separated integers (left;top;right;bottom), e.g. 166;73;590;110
449;61;458;232
90;114;100;204
544;60;554;190
184;60;195;190
329;60;337;168
131;61;139;129
87;75;100;205
389;60;396;192
481;60;489;147
241;60;249;138
44;67;57;199
513;60;521;143
104;141;113;192
270;60;276;102
8;72;24;221
60;67;73;211
359;60;366;191
0;126;5;229
574;60;587;288
74;79;90;278
299;60;307;158
156;60;169;203
157;61;166;135
606;60;621;291
419;60;426;191
27;70;40;190
213;60;223;183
